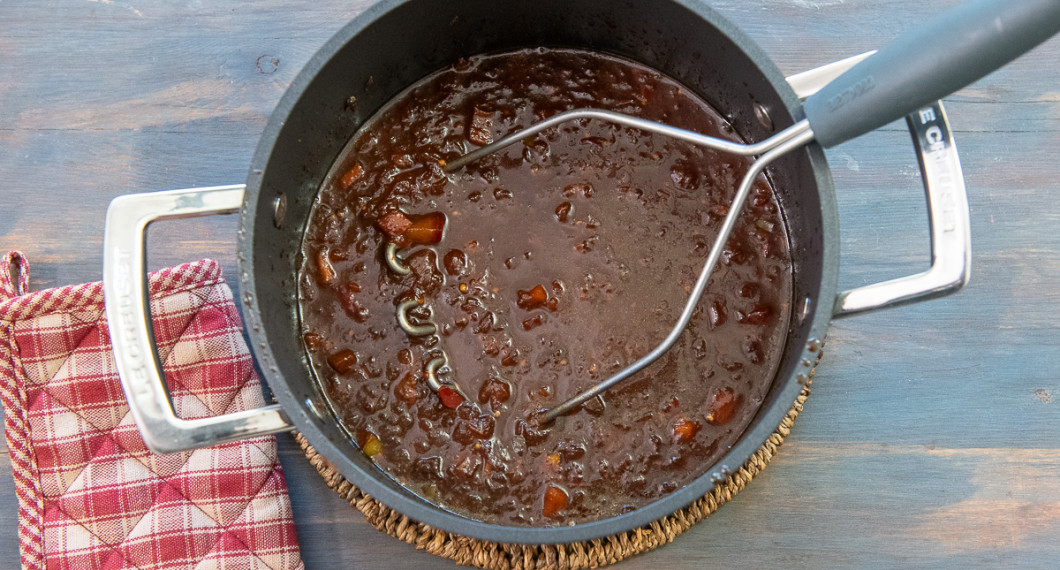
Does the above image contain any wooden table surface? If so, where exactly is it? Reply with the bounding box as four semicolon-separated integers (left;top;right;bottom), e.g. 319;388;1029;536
2;1;1058;568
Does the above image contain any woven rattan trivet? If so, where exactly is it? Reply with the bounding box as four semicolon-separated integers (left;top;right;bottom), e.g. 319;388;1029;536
296;377;815;569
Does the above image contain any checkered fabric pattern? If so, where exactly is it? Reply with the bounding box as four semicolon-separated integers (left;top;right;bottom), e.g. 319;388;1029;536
0;251;303;570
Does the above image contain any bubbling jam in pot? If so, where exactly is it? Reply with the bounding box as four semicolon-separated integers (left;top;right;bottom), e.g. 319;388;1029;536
298;48;792;526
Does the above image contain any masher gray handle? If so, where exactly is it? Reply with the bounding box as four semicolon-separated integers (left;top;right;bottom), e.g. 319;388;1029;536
804;0;1060;148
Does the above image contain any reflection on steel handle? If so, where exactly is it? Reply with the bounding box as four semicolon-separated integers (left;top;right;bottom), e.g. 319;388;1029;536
102;185;293;454
786;51;876;99
831;101;970;317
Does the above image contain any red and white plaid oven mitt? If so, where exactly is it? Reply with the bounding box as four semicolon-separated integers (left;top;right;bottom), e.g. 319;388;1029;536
0;251;303;570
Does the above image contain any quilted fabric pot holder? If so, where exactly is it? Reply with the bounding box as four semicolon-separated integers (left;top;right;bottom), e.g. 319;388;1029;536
0;251;303;570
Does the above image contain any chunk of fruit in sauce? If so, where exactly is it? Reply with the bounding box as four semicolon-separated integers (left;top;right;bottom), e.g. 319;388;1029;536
522;314;544;330
339;162;364;190
709;299;727;328
316;249;335;285
478;377;511;406
302;331;324;350
516;284;549;310
443;249;470;276
543;485;569;518
466;413;496;439
362;433;382;457
453;453;482;478
404;212;447;245
377;210;413;239
437;385;464;408
327;348;357;374
706;387;743;426
395;373;420;404
469;106;494;145
673;418;700;442
555;201;574;223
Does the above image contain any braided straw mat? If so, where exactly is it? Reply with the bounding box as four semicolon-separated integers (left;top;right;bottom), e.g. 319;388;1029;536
296;378;815;569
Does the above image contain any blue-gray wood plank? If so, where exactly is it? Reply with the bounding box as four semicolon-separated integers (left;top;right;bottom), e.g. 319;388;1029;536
1;0;1057;568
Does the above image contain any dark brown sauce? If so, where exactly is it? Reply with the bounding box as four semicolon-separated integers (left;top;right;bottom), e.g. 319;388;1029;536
298;48;792;526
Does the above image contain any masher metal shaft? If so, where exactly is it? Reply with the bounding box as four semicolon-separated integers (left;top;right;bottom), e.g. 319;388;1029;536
443;108;806;173
541;121;815;422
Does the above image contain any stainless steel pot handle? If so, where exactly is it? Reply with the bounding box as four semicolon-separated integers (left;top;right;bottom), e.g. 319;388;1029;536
789;53;972;318
831;102;971;317
103;185;293;454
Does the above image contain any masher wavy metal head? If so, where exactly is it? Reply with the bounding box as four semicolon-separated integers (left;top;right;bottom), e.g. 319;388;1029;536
444;0;1060;423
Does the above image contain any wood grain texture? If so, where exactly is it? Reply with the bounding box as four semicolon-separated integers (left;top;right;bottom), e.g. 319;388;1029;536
1;0;1057;568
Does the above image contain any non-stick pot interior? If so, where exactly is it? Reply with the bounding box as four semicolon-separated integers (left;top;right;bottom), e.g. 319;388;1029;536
241;0;837;543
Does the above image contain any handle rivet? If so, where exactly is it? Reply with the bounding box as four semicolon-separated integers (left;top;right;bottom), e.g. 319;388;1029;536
304;397;326;419
799;296;813;324
754;102;773;131
272;194;287;228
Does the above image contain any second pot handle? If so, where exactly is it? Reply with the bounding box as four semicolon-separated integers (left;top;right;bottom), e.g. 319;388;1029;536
786;55;971;318
103;185;294;454
831;101;971;318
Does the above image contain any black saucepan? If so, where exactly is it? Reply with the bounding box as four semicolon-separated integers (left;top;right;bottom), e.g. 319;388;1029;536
103;0;1060;544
